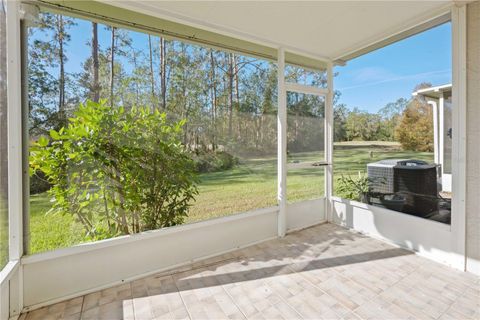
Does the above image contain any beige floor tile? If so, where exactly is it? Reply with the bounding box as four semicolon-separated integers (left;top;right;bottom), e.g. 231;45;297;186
20;223;480;320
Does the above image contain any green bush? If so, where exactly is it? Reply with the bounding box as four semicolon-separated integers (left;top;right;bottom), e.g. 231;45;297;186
30;100;198;238
336;173;370;202
192;150;238;173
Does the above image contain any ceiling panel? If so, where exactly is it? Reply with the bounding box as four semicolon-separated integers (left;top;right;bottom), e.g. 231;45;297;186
108;1;451;61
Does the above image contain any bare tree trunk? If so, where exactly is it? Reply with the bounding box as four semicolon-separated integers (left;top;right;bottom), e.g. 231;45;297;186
182;68;189;146
109;27;116;107
131;49;140;106
209;50;217;151
181;45;189;146
233;55;241;139
57;15;66;125
91;22;100;102
148;34;155;111
159;37;166;109
234;55;240;105
227;53;234;140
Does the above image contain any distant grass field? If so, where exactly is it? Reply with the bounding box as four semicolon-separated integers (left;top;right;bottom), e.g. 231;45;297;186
29;141;433;254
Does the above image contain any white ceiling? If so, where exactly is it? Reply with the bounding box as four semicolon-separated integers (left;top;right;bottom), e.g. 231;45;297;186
110;1;452;62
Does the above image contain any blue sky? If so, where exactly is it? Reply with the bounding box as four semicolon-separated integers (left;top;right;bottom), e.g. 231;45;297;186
57;19;148;75
33;17;451;114
334;22;452;113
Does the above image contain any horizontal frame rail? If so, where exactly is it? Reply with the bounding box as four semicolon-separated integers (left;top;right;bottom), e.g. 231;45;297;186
284;82;329;96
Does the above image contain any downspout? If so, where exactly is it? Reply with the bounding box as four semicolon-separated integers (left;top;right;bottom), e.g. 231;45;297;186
427;100;440;166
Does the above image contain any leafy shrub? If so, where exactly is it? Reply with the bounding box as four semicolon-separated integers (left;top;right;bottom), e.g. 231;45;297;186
336;173;387;203
192;150;238;173
30;100;198;238
336;173;370;202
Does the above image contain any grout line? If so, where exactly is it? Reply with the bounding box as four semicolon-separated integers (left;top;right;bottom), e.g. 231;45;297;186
204;243;305;319
129;282;136;320
238;239;316;318
284;263;359;319
172;275;193;320
165;275;181;320
280;232;413;319
79;295;86;320
440;287;475;320
254;266;306;320
29;223;478;320
280;231;366;318
220;284;248;319
266;283;306;320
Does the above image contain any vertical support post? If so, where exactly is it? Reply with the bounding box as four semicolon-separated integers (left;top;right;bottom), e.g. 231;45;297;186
277;47;287;237
325;62;334;222
6;0;23;267
451;4;467;271
21;16;30;255
6;0;24;315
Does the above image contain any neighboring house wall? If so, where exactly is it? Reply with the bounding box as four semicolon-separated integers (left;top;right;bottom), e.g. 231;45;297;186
466;1;480;274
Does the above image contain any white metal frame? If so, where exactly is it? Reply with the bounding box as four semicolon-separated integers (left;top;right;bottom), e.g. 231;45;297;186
0;0;472;316
276;52;333;236
325;62;334;222
12;37;331;314
2;0;24;318
6;0;23;266
15;43;332;308
277;48;287;237
332;4;468;272
427;101;440;165
450;4;467;271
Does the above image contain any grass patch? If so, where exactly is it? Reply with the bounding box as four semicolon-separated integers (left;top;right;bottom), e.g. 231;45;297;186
29;194;85;253
28;142;433;254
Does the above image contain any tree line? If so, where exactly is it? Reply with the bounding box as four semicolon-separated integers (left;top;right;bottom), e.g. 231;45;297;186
28;13;331;159
28;12;434;159
334;83;434;152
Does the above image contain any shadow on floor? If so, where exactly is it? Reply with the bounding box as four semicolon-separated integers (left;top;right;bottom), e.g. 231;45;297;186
138;247;412;296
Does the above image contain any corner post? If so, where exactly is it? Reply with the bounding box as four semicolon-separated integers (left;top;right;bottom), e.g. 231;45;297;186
451;4;467;271
277;47;287;237
6;0;23;267
325;62;334;222
6;0;24;316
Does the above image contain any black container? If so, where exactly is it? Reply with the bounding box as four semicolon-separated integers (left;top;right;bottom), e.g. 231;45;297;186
393;160;438;217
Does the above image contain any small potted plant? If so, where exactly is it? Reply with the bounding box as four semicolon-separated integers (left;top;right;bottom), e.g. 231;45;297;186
336;173;371;203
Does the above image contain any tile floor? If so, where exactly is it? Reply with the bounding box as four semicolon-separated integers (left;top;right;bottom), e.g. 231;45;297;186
21;223;479;320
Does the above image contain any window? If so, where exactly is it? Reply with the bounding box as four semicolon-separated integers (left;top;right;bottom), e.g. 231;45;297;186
333;22;452;224
27;11;278;254
0;0;8;269
286;92;325;202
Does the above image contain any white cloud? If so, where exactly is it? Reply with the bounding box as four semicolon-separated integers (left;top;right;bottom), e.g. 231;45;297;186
351;66;395;83
338;69;451;91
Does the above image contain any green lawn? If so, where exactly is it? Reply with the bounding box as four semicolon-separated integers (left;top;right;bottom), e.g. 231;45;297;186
0;205;8;268
29;141;433;254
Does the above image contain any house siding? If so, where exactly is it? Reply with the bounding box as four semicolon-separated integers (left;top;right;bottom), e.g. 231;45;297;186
466;1;480;274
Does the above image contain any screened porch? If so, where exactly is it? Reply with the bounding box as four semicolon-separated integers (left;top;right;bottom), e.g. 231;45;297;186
1;1;479;319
